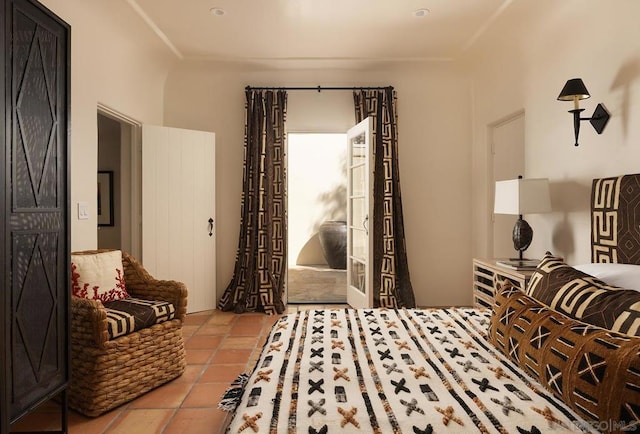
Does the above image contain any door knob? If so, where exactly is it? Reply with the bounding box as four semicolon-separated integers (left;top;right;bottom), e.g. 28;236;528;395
208;218;214;237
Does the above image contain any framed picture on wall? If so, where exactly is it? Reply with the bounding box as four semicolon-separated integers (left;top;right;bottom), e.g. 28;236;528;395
97;171;114;226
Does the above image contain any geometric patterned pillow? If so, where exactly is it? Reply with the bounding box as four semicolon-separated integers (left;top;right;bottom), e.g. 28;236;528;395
490;280;640;429
71;250;129;302
526;252;640;336
103;297;175;340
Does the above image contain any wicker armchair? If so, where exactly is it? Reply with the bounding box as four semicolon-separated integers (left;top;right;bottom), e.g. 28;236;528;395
68;250;188;417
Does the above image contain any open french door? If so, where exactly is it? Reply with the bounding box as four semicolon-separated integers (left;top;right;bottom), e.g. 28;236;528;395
346;117;374;308
141;125;216;313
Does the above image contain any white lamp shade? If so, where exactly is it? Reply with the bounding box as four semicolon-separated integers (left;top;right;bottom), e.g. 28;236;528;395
494;178;551;215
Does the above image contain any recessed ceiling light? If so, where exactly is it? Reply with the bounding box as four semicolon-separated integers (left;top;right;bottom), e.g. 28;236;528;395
414;8;430;17
210;7;225;16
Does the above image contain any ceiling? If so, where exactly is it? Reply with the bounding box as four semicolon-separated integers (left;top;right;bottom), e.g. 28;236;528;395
128;0;512;63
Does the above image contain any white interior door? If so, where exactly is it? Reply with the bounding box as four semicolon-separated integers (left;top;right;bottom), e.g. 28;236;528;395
492;112;525;259
142;125;216;313
346;117;374;308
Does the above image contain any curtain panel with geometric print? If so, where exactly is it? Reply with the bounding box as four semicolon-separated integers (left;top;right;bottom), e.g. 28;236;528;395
218;90;288;314
354;88;416;308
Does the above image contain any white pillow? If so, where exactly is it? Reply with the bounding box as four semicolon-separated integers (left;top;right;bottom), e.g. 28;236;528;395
572;263;640;291
71;250;129;302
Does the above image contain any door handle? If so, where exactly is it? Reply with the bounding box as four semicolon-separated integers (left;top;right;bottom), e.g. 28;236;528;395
363;215;369;236
208;218;214;237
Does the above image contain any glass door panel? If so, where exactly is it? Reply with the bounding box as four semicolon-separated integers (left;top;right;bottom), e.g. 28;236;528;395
346;117;373;308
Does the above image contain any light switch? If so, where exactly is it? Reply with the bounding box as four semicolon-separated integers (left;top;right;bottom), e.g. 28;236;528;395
78;202;89;220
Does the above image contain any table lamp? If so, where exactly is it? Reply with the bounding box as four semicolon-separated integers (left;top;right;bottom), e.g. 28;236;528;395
494;176;551;261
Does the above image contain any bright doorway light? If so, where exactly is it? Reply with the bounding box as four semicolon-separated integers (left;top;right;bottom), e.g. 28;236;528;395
287;133;347;266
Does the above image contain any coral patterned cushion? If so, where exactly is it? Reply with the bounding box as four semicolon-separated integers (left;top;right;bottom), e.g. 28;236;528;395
71;250;129;302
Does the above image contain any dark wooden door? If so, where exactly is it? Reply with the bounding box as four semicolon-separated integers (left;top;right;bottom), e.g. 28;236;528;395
0;0;70;430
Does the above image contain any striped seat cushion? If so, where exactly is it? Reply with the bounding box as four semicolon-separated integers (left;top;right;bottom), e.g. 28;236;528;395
103;297;176;340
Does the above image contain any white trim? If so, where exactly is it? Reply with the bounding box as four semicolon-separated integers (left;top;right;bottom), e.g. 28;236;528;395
97;103;142;126
486;109;525;258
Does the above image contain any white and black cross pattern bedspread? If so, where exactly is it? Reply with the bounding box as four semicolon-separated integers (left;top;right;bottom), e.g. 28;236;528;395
224;308;594;433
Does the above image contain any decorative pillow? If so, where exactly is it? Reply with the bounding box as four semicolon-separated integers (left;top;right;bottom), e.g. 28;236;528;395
573;262;640;291
104;297;175;340
71;250;129;302
526;252;640;336
490;280;640;428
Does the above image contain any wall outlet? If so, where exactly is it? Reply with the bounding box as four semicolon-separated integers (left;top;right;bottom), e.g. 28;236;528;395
78;202;89;220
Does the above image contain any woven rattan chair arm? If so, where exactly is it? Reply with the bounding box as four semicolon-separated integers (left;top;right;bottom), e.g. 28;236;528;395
128;279;188;320
72;250;188;320
70;296;110;348
122;251;188;320
122;251;153;281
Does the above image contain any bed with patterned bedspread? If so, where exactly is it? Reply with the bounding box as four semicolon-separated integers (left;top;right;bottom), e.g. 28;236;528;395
224;173;640;433
224;307;598;433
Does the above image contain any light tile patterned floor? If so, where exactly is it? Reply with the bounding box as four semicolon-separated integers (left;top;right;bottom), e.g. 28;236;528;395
10;304;345;434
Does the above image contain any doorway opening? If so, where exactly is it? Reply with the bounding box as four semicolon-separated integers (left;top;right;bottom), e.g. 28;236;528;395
96;105;142;258
489;110;525;259
287;133;348;304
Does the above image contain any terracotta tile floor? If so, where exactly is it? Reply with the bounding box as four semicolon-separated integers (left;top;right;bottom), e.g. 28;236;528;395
10;304;345;434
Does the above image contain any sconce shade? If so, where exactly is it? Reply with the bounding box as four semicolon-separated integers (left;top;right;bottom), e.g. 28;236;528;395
494;178;551;215
557;78;610;146
557;78;590;101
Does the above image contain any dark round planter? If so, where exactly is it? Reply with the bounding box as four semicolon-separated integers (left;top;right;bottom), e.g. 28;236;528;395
318;220;347;269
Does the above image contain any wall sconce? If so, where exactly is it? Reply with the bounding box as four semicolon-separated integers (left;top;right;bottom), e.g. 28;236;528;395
557;78;610;146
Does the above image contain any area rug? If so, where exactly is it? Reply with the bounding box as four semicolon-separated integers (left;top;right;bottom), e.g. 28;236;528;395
221;308;593;433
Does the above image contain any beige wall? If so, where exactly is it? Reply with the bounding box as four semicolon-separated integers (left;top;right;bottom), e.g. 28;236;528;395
163;62;473;307
39;0;176;252
465;0;640;265
42;0;637;307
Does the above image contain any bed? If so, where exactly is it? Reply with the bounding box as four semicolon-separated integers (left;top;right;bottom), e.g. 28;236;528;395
222;174;640;433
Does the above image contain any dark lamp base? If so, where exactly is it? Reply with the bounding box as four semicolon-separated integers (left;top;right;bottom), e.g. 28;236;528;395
512;217;533;261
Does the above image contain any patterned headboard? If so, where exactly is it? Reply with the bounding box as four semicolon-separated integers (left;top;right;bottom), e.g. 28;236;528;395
591;174;640;264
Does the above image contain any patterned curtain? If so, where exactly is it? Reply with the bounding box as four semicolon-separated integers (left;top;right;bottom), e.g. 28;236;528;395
218;90;288;314
354;88;416;308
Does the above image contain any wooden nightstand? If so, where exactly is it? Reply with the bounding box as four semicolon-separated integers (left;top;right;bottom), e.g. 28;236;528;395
472;258;537;309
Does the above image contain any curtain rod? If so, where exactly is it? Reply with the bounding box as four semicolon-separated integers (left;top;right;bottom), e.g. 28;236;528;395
245;85;393;92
